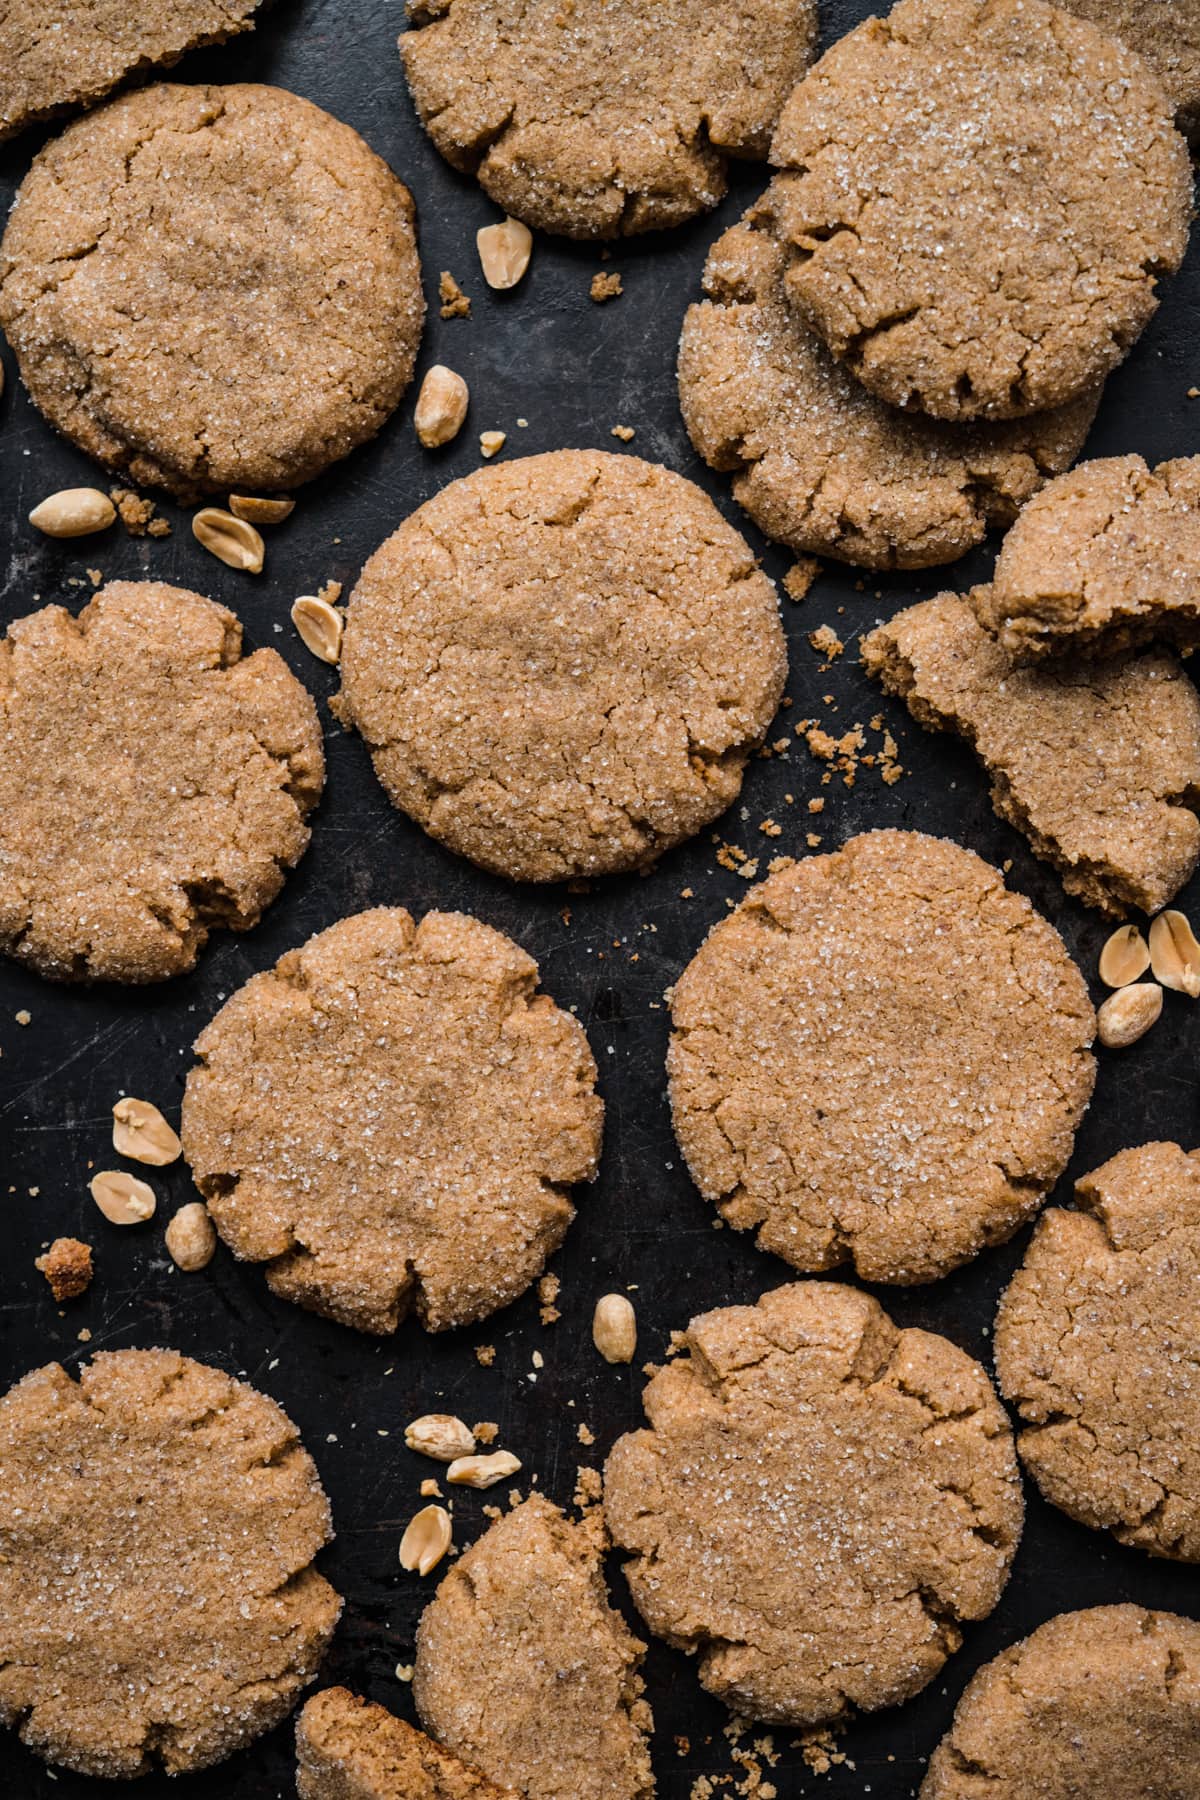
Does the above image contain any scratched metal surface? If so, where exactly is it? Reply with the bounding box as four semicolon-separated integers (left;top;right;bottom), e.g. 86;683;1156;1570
1;2;1198;1795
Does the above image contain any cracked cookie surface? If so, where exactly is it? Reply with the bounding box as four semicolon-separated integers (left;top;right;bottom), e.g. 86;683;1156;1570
863;589;1200;915
995;1142;1200;1561
921;1604;1200;1797
0;580;323;983
0;1349;340;1778
180;907;603;1334
400;0;815;238
1057;0;1200;139
297;1688;517;1799
0;83;423;496
768;0;1191;421
679;204;1100;570
335;451;786;883
979;454;1200;661
413;1496;653;1800
667;830;1096;1284
604;1281;1022;1726
0;1;267;140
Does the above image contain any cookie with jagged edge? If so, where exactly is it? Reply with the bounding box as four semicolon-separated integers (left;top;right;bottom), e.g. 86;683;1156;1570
296;1689;518;1800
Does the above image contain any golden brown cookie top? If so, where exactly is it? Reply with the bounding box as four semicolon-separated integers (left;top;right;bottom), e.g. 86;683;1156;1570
414;1496;653;1800
181;907;603;1335
1056;0;1200;138
401;0;816;238
604;1281;1022;1727
0;83;423;495
863;588;1200;915
0;1348;341;1778
0;1;265;139
679;204;1100;571
980;454;1200;660
335;451;786;882
0;580;323;983
921;1605;1200;1797
668;830;1096;1284
296;1688;518;1800
769;0;1191;420
996;1141;1200;1561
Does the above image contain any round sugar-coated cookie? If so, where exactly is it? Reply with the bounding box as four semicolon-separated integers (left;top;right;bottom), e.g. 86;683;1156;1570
400;0;815;238
414;1496;653;1800
0;1349;341;1778
0;580;324;983
678;201;1101;570
604;1281;1022;1726
0;83;423;496
768;0;1191;421
995;1142;1200;1561
1057;0;1200;139
181;907;603;1334
668;830;1097;1284
921;1605;1200;1798
335;452;786;883
980;454;1200;662
0;1;267;140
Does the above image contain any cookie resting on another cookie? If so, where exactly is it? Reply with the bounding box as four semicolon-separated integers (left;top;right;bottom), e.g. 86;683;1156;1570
0;580;323;983
0;1;267;140
978;455;1200;662
668;830;1096;1285
0;83;424;496
921;1605;1200;1798
1057;0;1200;139
335;451;786;883
296;1689;518;1800
863;590;1200;915
401;0;816;237
181;907;603;1335
768;0;1191;420
604;1282;1022;1726
0;1349;340;1778
414;1496;654;1800
678;204;1100;570
996;1142;1200;1562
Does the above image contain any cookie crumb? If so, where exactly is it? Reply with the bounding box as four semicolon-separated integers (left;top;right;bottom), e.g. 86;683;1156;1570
610;424;635;441
808;624;844;661
574;1464;603;1510
438;271;472;318
15;1009;31;1025
110;487;169;538
317;578;343;608
590;271;623;302
783;558;821;602
538;1271;561;1324
577;1422;595;1445
474;1344;496;1367
480;430;506;458
473;1420;499;1443
35;1237;93;1301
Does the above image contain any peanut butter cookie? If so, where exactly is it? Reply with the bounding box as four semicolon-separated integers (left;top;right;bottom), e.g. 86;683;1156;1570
181;907;603;1334
679;203;1100;570
297;1689;517;1799
769;0;1191;420
996;1142;1200;1560
335;452;786;883
922;1605;1200;1797
414;1496;653;1800
978;454;1200;661
1058;0;1200;138
401;0;815;238
0;84;423;496
604;1281;1022;1726
0;580;323;983
863;589;1200;914
668;830;1096;1284
0;1349;340;1778
0;2;267;140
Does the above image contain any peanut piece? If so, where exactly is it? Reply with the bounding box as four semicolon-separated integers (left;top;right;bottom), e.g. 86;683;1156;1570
90;1170;156;1225
405;1414;476;1461
291;595;343;664
192;508;264;572
446;1450;522;1488
477;218;532;289
1149;910;1200;997
112;1097;182;1166
228;494;295;524
415;364;470;448
1097;981;1163;1048
399;1504;453;1575
29;488;116;538
479;430;506;458
1097;924;1150;989
593;1292;637;1363
164;1203;217;1271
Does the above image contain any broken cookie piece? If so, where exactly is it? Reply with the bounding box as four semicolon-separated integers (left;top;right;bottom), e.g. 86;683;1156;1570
604;1281;1022;1726
34;1237;93;1301
414;1495;653;1800
297;1687;517;1799
978;454;1200;661
863;588;1200;914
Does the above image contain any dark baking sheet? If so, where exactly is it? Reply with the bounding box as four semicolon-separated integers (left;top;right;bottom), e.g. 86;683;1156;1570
1;1;1199;1794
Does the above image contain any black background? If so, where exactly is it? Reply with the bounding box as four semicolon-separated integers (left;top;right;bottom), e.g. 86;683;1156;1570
1;1;1199;1794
